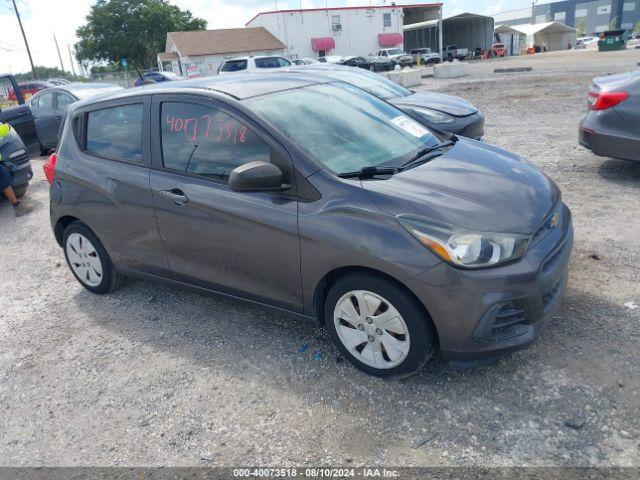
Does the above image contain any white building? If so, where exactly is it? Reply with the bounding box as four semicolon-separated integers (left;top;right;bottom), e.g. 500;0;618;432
246;3;443;60
158;27;286;77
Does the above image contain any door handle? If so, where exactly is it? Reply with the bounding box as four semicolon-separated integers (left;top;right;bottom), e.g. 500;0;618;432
160;189;189;206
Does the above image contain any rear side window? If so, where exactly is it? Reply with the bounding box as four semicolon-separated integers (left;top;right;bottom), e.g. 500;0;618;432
161;101;270;182
86;104;143;162
255;57;289;68
57;93;74;109
220;60;247;72
36;92;54;109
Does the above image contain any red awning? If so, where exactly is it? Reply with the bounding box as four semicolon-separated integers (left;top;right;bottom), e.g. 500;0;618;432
378;33;403;47
311;37;336;51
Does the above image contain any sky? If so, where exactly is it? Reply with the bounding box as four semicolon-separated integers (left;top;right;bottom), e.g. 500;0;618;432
0;0;536;74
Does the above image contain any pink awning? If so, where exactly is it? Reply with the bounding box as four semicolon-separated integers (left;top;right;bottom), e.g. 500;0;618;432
378;33;403;47
311;37;336;51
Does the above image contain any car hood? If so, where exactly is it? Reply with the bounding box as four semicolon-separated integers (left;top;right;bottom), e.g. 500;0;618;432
392;91;478;117
362;139;560;234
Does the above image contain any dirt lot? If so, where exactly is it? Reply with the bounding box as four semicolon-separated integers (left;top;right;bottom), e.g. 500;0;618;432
1;48;639;467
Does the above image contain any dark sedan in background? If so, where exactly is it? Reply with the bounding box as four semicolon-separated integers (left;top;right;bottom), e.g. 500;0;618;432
292;65;484;140
339;56;395;72
29;82;123;152
134;71;182;87
579;69;640;162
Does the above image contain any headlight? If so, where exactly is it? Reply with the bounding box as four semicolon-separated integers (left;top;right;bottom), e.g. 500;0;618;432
397;216;530;269
414;107;456;124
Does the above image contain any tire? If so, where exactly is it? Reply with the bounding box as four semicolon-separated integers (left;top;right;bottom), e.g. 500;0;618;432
369;64;376;72
13;183;28;198
324;273;435;378
62;221;123;294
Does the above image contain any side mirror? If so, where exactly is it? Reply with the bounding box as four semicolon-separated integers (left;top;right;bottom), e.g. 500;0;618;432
229;161;287;193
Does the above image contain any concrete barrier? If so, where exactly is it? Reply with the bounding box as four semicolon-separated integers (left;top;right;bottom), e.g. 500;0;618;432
433;61;468;79
380;67;426;87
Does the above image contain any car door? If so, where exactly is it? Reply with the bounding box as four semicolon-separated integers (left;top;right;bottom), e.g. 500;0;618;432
149;94;302;312
62;96;169;275
51;91;75;146
0;75;39;154
31;90;58;148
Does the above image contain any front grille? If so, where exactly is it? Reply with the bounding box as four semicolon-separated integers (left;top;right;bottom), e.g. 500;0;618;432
474;302;529;343
10;152;30;166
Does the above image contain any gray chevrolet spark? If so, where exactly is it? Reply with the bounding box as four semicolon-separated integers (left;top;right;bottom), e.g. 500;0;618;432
48;73;573;377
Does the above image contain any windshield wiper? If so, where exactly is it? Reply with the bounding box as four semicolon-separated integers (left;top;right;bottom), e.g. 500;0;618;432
400;140;456;171
338;166;399;179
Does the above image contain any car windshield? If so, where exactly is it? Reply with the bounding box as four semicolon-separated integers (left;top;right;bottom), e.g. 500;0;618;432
247;83;438;174
387;48;403;55
162;72;180;79
314;68;412;100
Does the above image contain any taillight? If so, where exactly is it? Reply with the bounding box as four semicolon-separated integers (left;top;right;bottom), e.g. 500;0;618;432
588;91;629;111
43;152;57;185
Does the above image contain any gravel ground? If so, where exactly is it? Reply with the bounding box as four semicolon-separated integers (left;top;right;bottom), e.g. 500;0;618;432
1;48;639;468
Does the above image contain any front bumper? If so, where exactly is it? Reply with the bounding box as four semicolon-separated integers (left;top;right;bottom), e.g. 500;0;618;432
407;203;573;361
579;117;640;162
1;152;33;187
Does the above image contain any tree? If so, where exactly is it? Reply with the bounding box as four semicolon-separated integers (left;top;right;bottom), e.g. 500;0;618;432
14;66;83;82
609;16;618;31
576;18;586;36
635;20;640;33
75;0;206;70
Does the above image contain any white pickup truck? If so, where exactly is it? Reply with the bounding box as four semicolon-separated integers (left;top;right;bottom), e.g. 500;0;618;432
376;48;414;68
444;45;469;61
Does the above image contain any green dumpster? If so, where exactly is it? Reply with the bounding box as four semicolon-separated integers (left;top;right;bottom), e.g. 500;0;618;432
598;30;627;51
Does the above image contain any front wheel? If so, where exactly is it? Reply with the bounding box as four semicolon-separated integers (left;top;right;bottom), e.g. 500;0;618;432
325;273;435;378
369;64;376;72
63;221;123;294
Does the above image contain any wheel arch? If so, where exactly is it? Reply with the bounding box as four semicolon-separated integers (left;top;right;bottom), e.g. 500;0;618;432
312;266;439;346
54;215;81;246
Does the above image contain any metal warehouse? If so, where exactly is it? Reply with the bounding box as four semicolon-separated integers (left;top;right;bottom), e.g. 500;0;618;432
494;0;640;35
246;3;443;60
404;12;495;56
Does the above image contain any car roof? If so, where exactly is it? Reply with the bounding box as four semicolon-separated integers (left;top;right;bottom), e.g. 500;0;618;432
31;82;124;100
70;72;333;108
224;55;285;62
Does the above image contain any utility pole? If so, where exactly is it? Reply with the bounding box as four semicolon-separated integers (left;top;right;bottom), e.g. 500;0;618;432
10;0;37;78
67;45;77;76
53;34;65;72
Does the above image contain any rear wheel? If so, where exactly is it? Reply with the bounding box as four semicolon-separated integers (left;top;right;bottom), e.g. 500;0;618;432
13;183;28;198
369;64;376;72
324;273;435;378
63;221;123;294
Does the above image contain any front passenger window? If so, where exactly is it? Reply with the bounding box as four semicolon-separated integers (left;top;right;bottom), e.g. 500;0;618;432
161;102;270;182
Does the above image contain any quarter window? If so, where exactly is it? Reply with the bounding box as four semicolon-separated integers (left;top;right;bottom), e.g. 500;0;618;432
86;103;143;162
161;102;270;182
